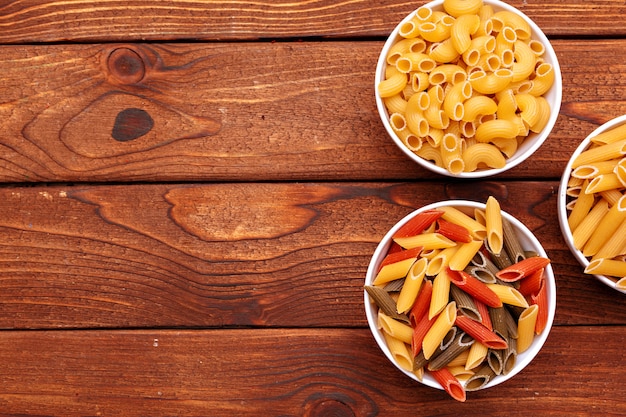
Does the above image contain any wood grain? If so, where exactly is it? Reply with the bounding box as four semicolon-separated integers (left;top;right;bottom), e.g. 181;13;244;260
0;1;624;43
0;327;623;416
1;40;626;183
1;181;624;330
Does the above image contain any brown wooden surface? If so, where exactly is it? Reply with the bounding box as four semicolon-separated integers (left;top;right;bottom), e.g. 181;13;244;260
1;1;625;416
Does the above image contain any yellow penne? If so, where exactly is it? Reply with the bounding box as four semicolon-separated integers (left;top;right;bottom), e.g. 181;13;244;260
440;205;487;240
396;258;427;313
590;122;626;145
567;180;594;231
572;198;609;250
571;139;626;168
486;284;529;308
448;239;484;271
517;305;538;353
423;301;457;359
593;218;626;260
382;331;413;372
585;258;626;278
393;232;457;250
586;173;623;194
378;311;414;344
465;341;488;370
429;269;452;319
583;195;626;257
446;349;470;368
427;246;460;276
485;196;504;254
373;257;417;285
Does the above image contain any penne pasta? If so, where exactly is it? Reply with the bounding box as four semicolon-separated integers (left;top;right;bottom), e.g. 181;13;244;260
516;305;539;353
485;196;504;254
430;367;467;402
485;283;529;308
396;258;428;313
423;301;457;359
455;315;508;350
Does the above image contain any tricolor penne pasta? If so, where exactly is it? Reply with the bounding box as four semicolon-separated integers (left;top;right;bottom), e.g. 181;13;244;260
365;198;552;402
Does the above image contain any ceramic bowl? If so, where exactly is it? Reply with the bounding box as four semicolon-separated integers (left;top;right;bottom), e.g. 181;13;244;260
375;0;562;178
557;114;626;294
364;200;556;398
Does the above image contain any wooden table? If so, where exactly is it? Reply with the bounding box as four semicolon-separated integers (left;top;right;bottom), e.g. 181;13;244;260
1;1;625;415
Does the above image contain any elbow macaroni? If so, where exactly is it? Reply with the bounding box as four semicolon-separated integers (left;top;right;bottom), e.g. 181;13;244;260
378;0;556;174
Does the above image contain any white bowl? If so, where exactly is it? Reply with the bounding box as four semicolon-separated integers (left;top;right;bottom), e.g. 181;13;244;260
557;114;626;295
375;0;562;178
364;200;556;394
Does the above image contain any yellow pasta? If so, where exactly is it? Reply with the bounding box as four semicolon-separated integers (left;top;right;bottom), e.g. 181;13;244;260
586;173;623;194
571;159;620;179
373;257;418;285
491;10;532;40
429;269;452;319
485;284;529;308
427;245;460;276
572;198;609;250
448;239;484;271
571;139;626;169
475;119;518;143
517;305;538;353
439;205;488;240
443;0;483;17
441;132;465;174
423;301;457;359
567;180;594;231
585;258;626;278
383;331;413;372
465;341;488;370
396;257;427;313
377;0;556;174
485;196;504;254
593;218;626;260
378;71;408;98
378;311;414;344
393;232;456;250
590;122;626;145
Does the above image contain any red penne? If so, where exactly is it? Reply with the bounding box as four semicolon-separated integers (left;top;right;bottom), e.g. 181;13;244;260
496;256;551;282
474;299;493;331
377;246;423;273
447;268;502;308
386;241;404;255
409;279;433;327
436;218;472;243
531;279;549;334
430;367;466;402
518;267;544;296
411;312;436;357
455;315;508;350
392;209;444;238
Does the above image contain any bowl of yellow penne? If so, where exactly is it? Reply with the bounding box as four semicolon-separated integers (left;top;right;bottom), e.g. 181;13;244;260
375;0;562;178
558;114;626;294
364;198;556;401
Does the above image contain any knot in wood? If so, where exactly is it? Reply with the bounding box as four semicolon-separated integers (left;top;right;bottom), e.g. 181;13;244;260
304;399;355;417
107;47;146;84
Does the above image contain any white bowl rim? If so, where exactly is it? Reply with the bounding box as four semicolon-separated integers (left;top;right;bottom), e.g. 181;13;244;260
557;114;626;295
364;200;556;391
374;0;563;178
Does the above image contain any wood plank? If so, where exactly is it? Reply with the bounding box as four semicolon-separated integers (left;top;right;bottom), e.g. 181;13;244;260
0;327;623;416
0;1;624;43
1;40;625;183
1;181;624;330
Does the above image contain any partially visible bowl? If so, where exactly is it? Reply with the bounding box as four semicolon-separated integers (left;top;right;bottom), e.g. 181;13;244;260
364;200;556;400
557;114;626;294
375;0;562;178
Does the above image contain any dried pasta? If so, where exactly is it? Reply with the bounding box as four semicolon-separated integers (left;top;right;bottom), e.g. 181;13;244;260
564;122;626;289
365;198;553;402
